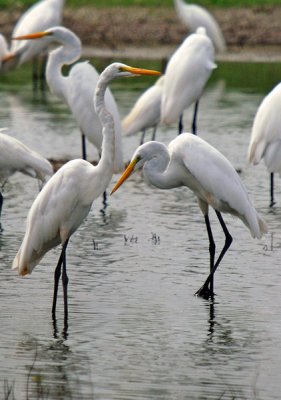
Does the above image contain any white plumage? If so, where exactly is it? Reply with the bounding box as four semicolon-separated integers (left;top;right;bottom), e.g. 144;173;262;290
112;133;267;297
173;0;226;53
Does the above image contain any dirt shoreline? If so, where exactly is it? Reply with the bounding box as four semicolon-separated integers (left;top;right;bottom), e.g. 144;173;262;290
1;6;281;61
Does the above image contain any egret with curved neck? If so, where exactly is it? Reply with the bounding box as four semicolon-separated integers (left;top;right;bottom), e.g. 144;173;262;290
13;27;124;172
12;62;161;322
111;133;267;299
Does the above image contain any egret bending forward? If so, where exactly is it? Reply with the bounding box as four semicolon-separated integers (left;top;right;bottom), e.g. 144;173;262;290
111;133;267;298
12;63;160;321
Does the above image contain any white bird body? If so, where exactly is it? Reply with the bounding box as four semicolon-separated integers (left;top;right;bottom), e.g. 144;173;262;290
12;158;109;275
12;63;161;320
112;132;267;297
139;134;266;238
173;0;226;53
161;27;216;125
0;131;53;184
10;0;65;65
248;82;281;173
17;27;124;172
122;76;164;137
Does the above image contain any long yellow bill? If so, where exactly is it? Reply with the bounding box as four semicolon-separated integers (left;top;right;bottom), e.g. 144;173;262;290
12;31;52;40
120;65;161;76
111;158;138;194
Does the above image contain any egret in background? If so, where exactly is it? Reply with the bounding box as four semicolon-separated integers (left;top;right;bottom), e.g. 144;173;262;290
12;63;160;322
122;75;164;144
173;0;226;53
13;27;124;173
248;82;281;207
0;130;53;230
161;27;216;135
111;133;267;299
10;0;65;87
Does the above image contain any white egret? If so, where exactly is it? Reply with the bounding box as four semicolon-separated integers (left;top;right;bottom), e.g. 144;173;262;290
10;0;65;87
0;130;53;229
173;0;226;53
122;75;164;145
111;133;267;298
13;27;124;173
161;27;216;135
12;63;160;321
248;82;281;207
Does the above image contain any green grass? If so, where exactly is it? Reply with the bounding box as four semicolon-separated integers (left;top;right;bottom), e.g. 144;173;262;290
0;0;281;9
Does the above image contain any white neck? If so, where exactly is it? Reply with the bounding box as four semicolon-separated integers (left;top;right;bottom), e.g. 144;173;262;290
46;33;81;102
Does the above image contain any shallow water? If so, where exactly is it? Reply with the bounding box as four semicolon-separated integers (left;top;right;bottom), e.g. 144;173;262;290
0;61;281;399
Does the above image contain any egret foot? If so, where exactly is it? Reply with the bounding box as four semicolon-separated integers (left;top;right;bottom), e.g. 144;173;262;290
195;284;214;300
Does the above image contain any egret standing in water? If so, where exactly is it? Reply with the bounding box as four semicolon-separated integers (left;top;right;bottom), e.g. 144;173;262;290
248;82;281;207
10;0;65;87
13;27;123;171
122;75;164;145
161;27;216;135
111;133;267;298
12;63;160;322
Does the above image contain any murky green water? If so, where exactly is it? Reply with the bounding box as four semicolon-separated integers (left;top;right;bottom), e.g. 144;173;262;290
0;59;281;399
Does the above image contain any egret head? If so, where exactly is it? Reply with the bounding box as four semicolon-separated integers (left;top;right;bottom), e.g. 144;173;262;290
111;141;164;194
102;62;161;80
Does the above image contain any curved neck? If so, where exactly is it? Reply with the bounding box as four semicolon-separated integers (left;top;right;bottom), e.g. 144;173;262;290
94;70;115;181
143;143;174;189
46;35;81;102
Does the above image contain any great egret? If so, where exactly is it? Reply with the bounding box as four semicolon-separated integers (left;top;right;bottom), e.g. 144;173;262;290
173;0;226;53
122;76;164;145
111;133;267;298
0;130;53;229
12;63;160;321
13;27;124;172
161;27;216;135
10;0;65;86
248;82;281;207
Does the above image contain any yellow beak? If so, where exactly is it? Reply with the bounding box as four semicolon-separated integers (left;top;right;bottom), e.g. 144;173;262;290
120;65;161;77
12;31;52;40
111;158;138;194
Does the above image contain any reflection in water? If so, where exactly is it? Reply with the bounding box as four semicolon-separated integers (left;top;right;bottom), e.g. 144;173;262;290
11;336;94;400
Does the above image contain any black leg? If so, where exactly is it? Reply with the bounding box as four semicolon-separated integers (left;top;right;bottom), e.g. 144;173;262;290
0;192;3;232
192;100;199;135
140;130;146;145
196;210;232;298
61;239;69;324
39;54;47;92
151;125;157;141
32;56;39;92
52;239;69;320
178;114;183;135
270;172;275;207
81;133;87;160
205;214;216;294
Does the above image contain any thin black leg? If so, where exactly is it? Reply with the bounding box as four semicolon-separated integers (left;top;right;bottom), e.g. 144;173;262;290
61;239;69;324
196;210;232;298
32;56;39;92
178;114;183;135
205;214;216;295
140;130;146;145
52;239;69;320
270;172;275;207
192;100;199;135
0;192;3;232
151;125;157;141
39;54;47;92
81;133;87;160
